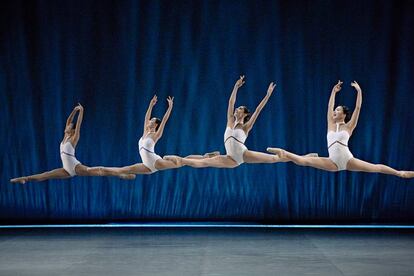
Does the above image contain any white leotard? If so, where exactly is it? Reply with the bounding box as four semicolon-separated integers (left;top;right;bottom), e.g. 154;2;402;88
224;123;248;165
60;141;81;176
327;123;354;171
138;135;162;173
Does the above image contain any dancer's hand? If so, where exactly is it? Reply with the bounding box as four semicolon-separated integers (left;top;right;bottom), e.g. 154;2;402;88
351;81;361;92
167;96;174;108
74;103;83;111
267;82;276;96
332;80;343;93
150;95;158;106
234;75;245;89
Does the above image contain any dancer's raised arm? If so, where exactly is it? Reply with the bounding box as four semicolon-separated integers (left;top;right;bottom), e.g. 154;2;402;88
72;103;83;146
154;96;174;142
227;75;245;127
66;107;78;127
143;95;157;136
244;82;276;133
347;81;362;132
327;80;342;124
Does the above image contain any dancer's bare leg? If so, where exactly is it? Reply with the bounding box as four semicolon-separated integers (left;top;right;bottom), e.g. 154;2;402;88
243;150;286;163
76;164;136;179
267;148;338;172
10;168;71;184
87;163;151;178
165;155;238;168
185;151;220;159
154;158;184;170
346;158;414;178
243;150;317;163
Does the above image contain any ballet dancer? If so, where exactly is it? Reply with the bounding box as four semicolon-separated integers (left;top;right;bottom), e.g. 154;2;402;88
166;76;316;168
10;104;134;184
88;95;218;177
267;81;414;178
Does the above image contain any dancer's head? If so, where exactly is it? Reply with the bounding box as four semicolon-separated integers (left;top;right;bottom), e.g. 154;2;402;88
234;106;251;124
149;117;161;131
64;123;75;136
333;105;351;123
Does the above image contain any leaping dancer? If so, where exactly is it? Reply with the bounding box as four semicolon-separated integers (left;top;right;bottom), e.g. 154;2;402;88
10;104;132;184
267;81;414;178
87;95;218;177
166;76;316;168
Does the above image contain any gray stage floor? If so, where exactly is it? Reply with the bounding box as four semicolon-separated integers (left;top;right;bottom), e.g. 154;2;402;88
1;228;414;276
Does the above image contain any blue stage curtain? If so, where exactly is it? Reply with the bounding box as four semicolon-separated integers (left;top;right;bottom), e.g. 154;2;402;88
1;0;414;223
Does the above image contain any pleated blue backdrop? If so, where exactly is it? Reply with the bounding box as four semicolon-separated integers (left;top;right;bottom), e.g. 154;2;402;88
1;0;414;224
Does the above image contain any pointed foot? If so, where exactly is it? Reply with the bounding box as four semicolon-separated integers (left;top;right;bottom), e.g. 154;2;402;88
10;177;28;184
399;171;414;178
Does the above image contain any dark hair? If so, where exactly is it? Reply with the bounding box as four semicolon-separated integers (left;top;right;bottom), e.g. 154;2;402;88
341;105;351;123
154;118;161;131
240;106;251;124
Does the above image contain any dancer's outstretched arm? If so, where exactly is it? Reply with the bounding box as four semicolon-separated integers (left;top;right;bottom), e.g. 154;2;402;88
143;95;157;136
244;82;275;133
71;103;83;147
154;96;173;142
227;75;245;126
347;81;362;132
327;80;342;124
66;107;78;127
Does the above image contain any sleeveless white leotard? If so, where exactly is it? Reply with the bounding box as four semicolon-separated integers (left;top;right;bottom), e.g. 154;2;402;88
138;135;162;173
224;123;248;165
60;141;81;176
327;123;354;171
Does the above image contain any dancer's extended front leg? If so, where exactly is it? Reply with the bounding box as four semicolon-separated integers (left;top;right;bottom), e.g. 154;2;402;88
165;155;238;168
154;158;184;170
75;164;135;179
346;158;414;178
87;163;151;178
267;148;337;172
10;168;71;184
185;151;220;159
245;150;319;164
243;150;285;163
